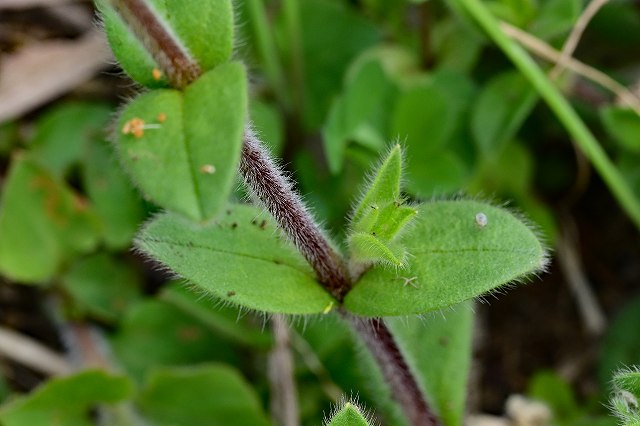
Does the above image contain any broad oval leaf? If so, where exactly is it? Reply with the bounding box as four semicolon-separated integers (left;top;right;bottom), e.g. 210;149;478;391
116;62;247;222
344;200;547;316
136;204;336;314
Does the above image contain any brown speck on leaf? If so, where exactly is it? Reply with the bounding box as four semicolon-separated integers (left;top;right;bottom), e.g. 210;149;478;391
231;222;238;229
260;219;268;229
227;291;236;297
438;336;449;347
273;259;282;265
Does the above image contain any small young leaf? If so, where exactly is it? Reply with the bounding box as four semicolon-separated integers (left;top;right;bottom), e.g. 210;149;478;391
136;364;271;426
0;155;100;283
136;204;336;314
352;144;403;225
344;200;546;316
116;62;247;221
348;232;406;268
98;0;234;88
0;370;133;426
327;402;371;426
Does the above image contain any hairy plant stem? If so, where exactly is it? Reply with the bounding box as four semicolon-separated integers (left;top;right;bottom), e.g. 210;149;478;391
106;1;440;423
345;311;441;426
240;130;351;300
108;0;200;88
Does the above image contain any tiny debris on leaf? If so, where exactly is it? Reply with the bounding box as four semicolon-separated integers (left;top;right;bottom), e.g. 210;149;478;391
152;68;163;80
475;212;488;228
200;164;216;174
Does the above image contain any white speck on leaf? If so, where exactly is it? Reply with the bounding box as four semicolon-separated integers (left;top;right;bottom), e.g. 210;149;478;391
475;212;488;228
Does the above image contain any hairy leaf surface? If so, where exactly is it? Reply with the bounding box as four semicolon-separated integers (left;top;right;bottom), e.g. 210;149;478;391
136;204;335;314
344;200;546;316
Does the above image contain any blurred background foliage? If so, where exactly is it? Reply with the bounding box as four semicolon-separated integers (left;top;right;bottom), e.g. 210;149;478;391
0;0;640;425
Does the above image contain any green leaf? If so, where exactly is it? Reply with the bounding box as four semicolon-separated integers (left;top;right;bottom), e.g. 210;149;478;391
98;0;234;88
297;0;381;129
160;282;272;349
598;296;640;388
323;59;396;173
81;138;145;249
326;402;371;426
136;364;271;426
600;106;640;153
610;368;640;426
0;155;100;283
529;0;581;40
110;300;239;381
527;370;580;423
471;71;538;157
387;301;474;426
116;62;247;221
61;253;142;323
136;204;336;314
0;370;133;426
352;144;403;224
348;232;407;268
29;102;112;178
391;79;454;155
344;200;547;316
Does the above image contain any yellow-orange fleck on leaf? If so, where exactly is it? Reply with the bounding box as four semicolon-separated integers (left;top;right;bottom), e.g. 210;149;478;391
200;164;216;174
157;112;166;123
122;118;146;138
152;68;163;81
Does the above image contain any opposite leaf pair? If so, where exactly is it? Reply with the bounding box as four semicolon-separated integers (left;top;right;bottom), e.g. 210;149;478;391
137;146;547;317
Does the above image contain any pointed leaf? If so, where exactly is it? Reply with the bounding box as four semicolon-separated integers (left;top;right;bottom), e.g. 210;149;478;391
344;200;547;316
352;144;403;225
348;232;406;268
136;364;271;426
0;370;133;426
327;402;371;426
0;155;100;283
116;62;247;221
373;203;417;241
136;204;335;314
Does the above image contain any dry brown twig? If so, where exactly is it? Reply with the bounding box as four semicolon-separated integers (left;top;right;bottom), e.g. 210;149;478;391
501;22;640;115
550;0;611;79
